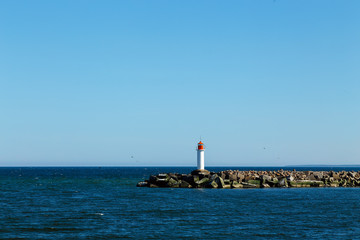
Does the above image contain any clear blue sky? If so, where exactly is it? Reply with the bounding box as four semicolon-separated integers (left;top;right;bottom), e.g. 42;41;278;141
0;1;359;166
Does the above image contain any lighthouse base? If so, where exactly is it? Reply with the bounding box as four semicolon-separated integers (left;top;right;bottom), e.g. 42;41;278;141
191;169;210;176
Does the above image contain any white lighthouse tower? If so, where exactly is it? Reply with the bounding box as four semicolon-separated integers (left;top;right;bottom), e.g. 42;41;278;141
197;141;205;170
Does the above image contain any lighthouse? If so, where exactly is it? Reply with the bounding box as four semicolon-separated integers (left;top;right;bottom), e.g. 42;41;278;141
197;141;205;170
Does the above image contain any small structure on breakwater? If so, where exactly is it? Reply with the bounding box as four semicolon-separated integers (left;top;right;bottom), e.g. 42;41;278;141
137;169;360;188
197;141;205;170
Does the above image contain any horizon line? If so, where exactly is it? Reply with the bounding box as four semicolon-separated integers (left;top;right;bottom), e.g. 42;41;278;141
1;165;360;168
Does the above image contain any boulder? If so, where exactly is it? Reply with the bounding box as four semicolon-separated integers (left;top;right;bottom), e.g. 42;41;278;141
229;173;237;181
313;172;323;180
136;181;149;187
196;177;209;187
157;173;170;180
192;175;200;184
154;176;169;187
231;181;243;188
223;179;231;184
260;175;272;183
237;173;245;182
244;175;252;181
182;175;193;184
219;172;226;179
149;175;158;183
348;172;357;178
168;173;178;181
209;174;219;181
339;179;347;187
242;182;258;188
266;180;278;187
277;178;288;187
180;180;191;188
215;176;225;188
154;174;170;187
331;172;340;180
306;174;317;181
166;177;180;187
207;180;218;188
286;175;294;182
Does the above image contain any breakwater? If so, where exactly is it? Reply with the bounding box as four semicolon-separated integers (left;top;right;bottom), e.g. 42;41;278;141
137;169;360;188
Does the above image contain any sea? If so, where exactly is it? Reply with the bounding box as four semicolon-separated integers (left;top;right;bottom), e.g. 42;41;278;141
1;166;360;239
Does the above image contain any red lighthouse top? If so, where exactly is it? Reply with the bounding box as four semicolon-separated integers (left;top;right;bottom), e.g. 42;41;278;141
197;141;204;150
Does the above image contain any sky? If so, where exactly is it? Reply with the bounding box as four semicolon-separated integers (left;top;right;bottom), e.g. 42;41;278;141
0;0;359;166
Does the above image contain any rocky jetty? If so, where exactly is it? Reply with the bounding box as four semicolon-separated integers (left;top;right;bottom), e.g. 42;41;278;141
137;169;360;188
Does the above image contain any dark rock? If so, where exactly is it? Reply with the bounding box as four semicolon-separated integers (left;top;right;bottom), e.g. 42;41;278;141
260;175;272;183
267;180;278;187
348;172;357;178
182;175;193;184
168;173;178;181
149;175;158;183
196;177;209;187
286;175;294;181
157;173;169;179
166;177;180;187
180;180;191;188
277;178;288;187
154;174;170;187
223;179;231;185
242;182;258;188
215;176;225;188
192;175;199;184
209;174;219;181
136;181;149;187
339;179;347;187
231;181;243;188
207;180;218;188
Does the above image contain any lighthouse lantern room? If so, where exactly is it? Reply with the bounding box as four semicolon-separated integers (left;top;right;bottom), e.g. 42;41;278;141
197;141;205;170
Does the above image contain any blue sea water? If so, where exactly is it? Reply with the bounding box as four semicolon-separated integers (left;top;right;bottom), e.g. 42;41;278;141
1;167;360;239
